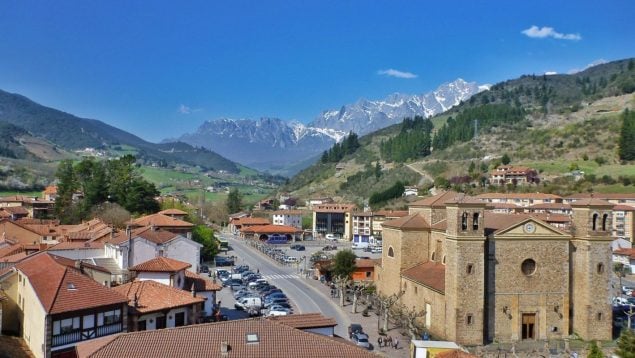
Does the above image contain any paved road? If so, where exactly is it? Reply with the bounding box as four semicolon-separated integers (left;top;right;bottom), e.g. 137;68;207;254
220;233;352;338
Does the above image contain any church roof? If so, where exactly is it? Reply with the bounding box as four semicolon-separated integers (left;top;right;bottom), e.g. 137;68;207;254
382;213;430;231
409;191;459;208
401;261;445;293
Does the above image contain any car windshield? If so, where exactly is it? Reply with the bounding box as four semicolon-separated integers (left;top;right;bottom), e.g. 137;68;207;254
357;337;368;343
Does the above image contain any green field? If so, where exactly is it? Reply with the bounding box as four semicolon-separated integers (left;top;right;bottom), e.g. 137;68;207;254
0;191;42;198
521;160;635;177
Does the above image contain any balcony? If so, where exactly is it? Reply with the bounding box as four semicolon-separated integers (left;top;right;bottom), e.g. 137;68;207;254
52;322;123;347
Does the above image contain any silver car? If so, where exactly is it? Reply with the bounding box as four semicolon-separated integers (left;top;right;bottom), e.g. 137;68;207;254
351;332;370;349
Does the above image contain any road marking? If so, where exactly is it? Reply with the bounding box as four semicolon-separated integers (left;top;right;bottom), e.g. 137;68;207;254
262;274;300;280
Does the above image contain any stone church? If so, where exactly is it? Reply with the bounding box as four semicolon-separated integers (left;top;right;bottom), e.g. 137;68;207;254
375;191;612;346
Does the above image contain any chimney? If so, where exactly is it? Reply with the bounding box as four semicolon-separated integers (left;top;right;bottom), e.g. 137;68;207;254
220;341;230;356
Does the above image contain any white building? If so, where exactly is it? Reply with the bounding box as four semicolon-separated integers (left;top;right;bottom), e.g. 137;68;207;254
271;210;303;231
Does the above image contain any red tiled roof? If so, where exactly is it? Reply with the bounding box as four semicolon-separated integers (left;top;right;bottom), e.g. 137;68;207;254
445;193;486;206
112;280;204;314
74;318;377;358
108;227;185;246
402;261;445;293
267;313;337;329
383;213;430;231
50;241;105;250
235;217;271;226
158;208;188;216
0;243;24;259
410;191;459;208
374;210;409;218
313;204;357;213
355;258;376;268
132;213;194;228
475;193;562;200
614;204;635;211
615;248;635;259
569;198;614;207
484;213;529;233
0;251;28;263
14;253;128;314
129;256;191;273
527;203;571;210
184;271;222;291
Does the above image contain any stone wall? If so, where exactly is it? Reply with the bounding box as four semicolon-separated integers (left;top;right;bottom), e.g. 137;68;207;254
400;279;446;339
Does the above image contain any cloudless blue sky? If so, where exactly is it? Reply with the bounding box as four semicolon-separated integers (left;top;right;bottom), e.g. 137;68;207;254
0;1;633;142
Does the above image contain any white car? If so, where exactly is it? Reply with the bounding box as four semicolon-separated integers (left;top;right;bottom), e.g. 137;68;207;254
266;309;289;317
325;234;339;241
371;246;382;253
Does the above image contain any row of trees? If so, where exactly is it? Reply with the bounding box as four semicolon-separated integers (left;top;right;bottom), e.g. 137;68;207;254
320;132;360;163
368;181;405;209
380;116;433;162
55;155;159;224
619;109;635;161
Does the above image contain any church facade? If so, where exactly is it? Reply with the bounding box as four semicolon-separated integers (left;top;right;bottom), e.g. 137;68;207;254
375;191;612;346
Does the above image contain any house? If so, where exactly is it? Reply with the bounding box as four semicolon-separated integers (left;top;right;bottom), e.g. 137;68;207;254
312;203;356;240
111;280;204;332
351;259;377;283
475;192;562;207
128;256;220;317
0;219;51;246
105;226;202;274
74;318;377;358
305;197;334;208
375;191;613;345
158;209;188;221
0;195;54;219
613;248;635;273
47;241;105;260
271;210;303;231
404;186;419;197
128;213;194;239
42;186;58;202
0;253;129;358
0;207;30;221
488;165;540;186
229;217;270;235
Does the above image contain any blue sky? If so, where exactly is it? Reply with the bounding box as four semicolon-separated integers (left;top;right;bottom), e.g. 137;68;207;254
0;1;633;142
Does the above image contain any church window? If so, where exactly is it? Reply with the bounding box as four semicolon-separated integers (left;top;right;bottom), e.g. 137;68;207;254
431;252;436;261
597;312;603;321
602;213;609;231
442;255;446;264
461;212;468;231
466;314;474;325
597;263;605;274
592;213;599;231
472;212;479;230
521;259;537;276
388;246;394;258
414;286;418;294
466;264;474;275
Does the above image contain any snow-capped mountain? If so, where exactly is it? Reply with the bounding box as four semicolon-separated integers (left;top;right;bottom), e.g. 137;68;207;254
175;79;485;175
310;79;484;135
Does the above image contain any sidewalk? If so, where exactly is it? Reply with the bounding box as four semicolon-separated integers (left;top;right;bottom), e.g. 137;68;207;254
301;275;411;358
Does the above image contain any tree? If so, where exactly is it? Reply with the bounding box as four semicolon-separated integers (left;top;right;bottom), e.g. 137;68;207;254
91;202;131;229
501;153;511;165
226;188;243;214
616;327;635;358
332;250;357;307
619;109;635;161
587;341;603;358
614;263;631;292
376;291;405;332
192;225;218;261
54;160;79;224
393;303;427;339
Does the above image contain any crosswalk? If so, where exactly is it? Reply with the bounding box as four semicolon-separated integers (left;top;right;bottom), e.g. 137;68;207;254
261;274;301;280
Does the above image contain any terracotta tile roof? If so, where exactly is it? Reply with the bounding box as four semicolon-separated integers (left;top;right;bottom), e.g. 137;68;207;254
402;261;445;293
132;213;194;228
383;213;430;231
483;213;530;233
569;198;614;207
267;313;337;329
1;206;29;215
531;213;571;223
112;280;204;314
313;203;357;213
566;193;635;200
0;251;29;263
475;193;562;200
445;194;486;206
43;185;58;194
241;224;301;234
50;241;105;250
527;203;572;210
136;228;183;245
158;208;188;216
0;243;24;259
74;318;377;358
235;217;271;226
184;270;222;291
129;256;191;273
355;259;376;268
436;349;478;358
13;253;128;314
374;210;409;218
409;191;459;208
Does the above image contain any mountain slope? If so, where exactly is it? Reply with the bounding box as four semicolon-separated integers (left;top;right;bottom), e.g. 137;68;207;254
176;79;482;175
0;90;240;173
282;58;635;201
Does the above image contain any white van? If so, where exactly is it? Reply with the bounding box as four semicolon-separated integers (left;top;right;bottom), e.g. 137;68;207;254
325;233;339;241
236;297;262;310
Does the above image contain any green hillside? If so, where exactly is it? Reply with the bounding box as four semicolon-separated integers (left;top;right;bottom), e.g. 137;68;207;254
282;58;635;205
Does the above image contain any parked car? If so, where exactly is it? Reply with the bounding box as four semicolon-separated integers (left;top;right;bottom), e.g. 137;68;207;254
199;265;209;273
266;309;289;317
325;233;339;241
371;246;382;254
267;302;292;310
295;245;305;251
264;298;290;308
351;332;370;349
323;245;337;251
214;256;234;266
348;323;363;338
234;297;262;310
